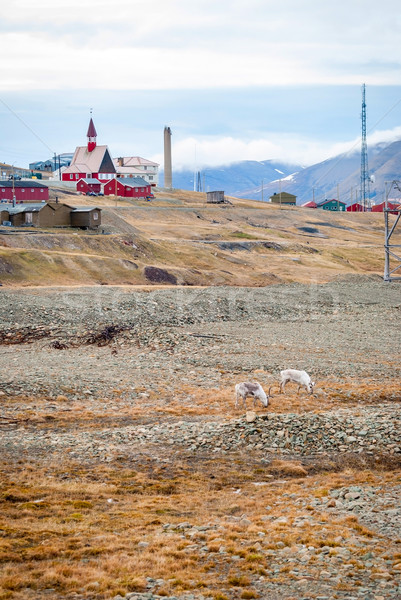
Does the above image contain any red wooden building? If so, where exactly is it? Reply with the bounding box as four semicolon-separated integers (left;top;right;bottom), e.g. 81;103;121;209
301;201;317;208
346;203;365;212
103;177;151;198
371;201;401;215
62;118;116;183
76;178;102;195
0;180;49;203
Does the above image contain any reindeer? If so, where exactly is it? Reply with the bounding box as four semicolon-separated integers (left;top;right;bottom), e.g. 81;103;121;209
279;369;315;395
235;382;272;410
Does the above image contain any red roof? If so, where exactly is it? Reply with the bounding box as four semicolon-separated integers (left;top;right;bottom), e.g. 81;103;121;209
302;201;317;208
346;203;365;212
371;201;400;212
87;118;97;138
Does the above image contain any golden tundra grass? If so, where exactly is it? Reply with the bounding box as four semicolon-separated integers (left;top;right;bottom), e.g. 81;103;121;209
1;455;400;600
1;187;396;287
1;376;400;599
4;378;400;428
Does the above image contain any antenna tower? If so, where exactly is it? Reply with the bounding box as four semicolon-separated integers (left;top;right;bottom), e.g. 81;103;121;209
360;83;370;210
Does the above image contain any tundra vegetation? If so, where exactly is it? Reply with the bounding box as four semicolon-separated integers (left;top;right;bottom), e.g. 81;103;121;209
0;188;400;600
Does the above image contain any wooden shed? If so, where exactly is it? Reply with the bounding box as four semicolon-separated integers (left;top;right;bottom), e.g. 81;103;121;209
70;207;101;229
7;202;73;227
7;204;44;226
269;192;296;205
206;191;225;204
1;208;10;224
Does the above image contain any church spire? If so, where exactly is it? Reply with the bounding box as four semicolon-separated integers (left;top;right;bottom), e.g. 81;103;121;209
87;114;97;152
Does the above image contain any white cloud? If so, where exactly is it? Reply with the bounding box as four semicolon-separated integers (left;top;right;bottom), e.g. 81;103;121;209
368;126;401;145
151;135;340;169
1;1;401;90
150;125;401;170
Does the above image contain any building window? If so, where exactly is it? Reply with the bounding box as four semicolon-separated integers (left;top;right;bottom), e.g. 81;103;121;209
25;213;33;223
22;189;25;192
149;176;153;180
31;189;34;192
70;174;73;180
93;212;98;220
40;189;43;193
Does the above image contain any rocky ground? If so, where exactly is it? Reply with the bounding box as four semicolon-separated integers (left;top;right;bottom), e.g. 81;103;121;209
0;277;400;600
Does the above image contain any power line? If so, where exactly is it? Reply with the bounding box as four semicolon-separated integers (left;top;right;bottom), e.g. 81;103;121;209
0;97;55;155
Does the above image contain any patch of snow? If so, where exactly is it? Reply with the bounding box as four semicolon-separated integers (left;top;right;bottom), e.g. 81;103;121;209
271;172;298;183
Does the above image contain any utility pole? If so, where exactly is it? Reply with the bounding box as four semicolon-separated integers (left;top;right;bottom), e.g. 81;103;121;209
279;178;282;209
12;164;16;207
193;145;197;192
383;180;401;281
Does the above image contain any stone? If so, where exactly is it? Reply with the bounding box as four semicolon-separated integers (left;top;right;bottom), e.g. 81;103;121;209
245;411;257;423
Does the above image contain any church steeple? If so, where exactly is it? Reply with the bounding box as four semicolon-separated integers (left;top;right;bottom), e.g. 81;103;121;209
87;116;97;152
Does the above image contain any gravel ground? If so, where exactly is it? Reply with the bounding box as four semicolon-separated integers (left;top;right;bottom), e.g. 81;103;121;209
1;277;400;600
1;277;401;393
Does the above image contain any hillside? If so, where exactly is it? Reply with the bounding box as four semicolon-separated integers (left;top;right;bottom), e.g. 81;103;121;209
166;159;302;198
162;139;401;205
0;186;395;287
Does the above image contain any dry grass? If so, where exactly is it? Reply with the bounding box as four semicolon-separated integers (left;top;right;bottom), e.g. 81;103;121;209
0;187;394;287
2;370;399;597
2;378;399;433
0;443;400;600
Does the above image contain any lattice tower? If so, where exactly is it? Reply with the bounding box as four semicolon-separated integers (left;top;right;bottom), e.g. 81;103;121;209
360;83;370;210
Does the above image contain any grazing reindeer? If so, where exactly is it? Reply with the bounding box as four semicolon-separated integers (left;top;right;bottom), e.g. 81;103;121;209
235;382;272;410
279;369;315;395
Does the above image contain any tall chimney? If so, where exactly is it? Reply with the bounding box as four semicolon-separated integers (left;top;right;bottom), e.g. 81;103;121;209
164;126;172;189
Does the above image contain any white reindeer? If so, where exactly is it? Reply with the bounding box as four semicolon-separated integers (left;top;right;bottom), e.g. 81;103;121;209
235;382;271;410
279;369;315;395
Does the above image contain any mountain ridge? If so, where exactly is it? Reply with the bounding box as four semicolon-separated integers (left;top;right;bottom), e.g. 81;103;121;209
162;139;401;205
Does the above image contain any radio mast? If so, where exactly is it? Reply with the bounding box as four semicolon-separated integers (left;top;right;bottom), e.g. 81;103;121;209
360;83;370;210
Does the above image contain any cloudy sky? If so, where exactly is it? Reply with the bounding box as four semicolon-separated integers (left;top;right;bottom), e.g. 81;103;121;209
1;0;401;169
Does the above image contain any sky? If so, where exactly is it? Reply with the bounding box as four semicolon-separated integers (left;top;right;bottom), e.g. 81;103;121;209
1;0;401;170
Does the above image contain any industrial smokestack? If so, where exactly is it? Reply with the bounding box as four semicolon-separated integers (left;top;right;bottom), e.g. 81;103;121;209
164;126;172;189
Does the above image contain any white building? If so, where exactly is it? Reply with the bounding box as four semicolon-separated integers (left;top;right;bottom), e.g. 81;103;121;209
113;156;159;187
